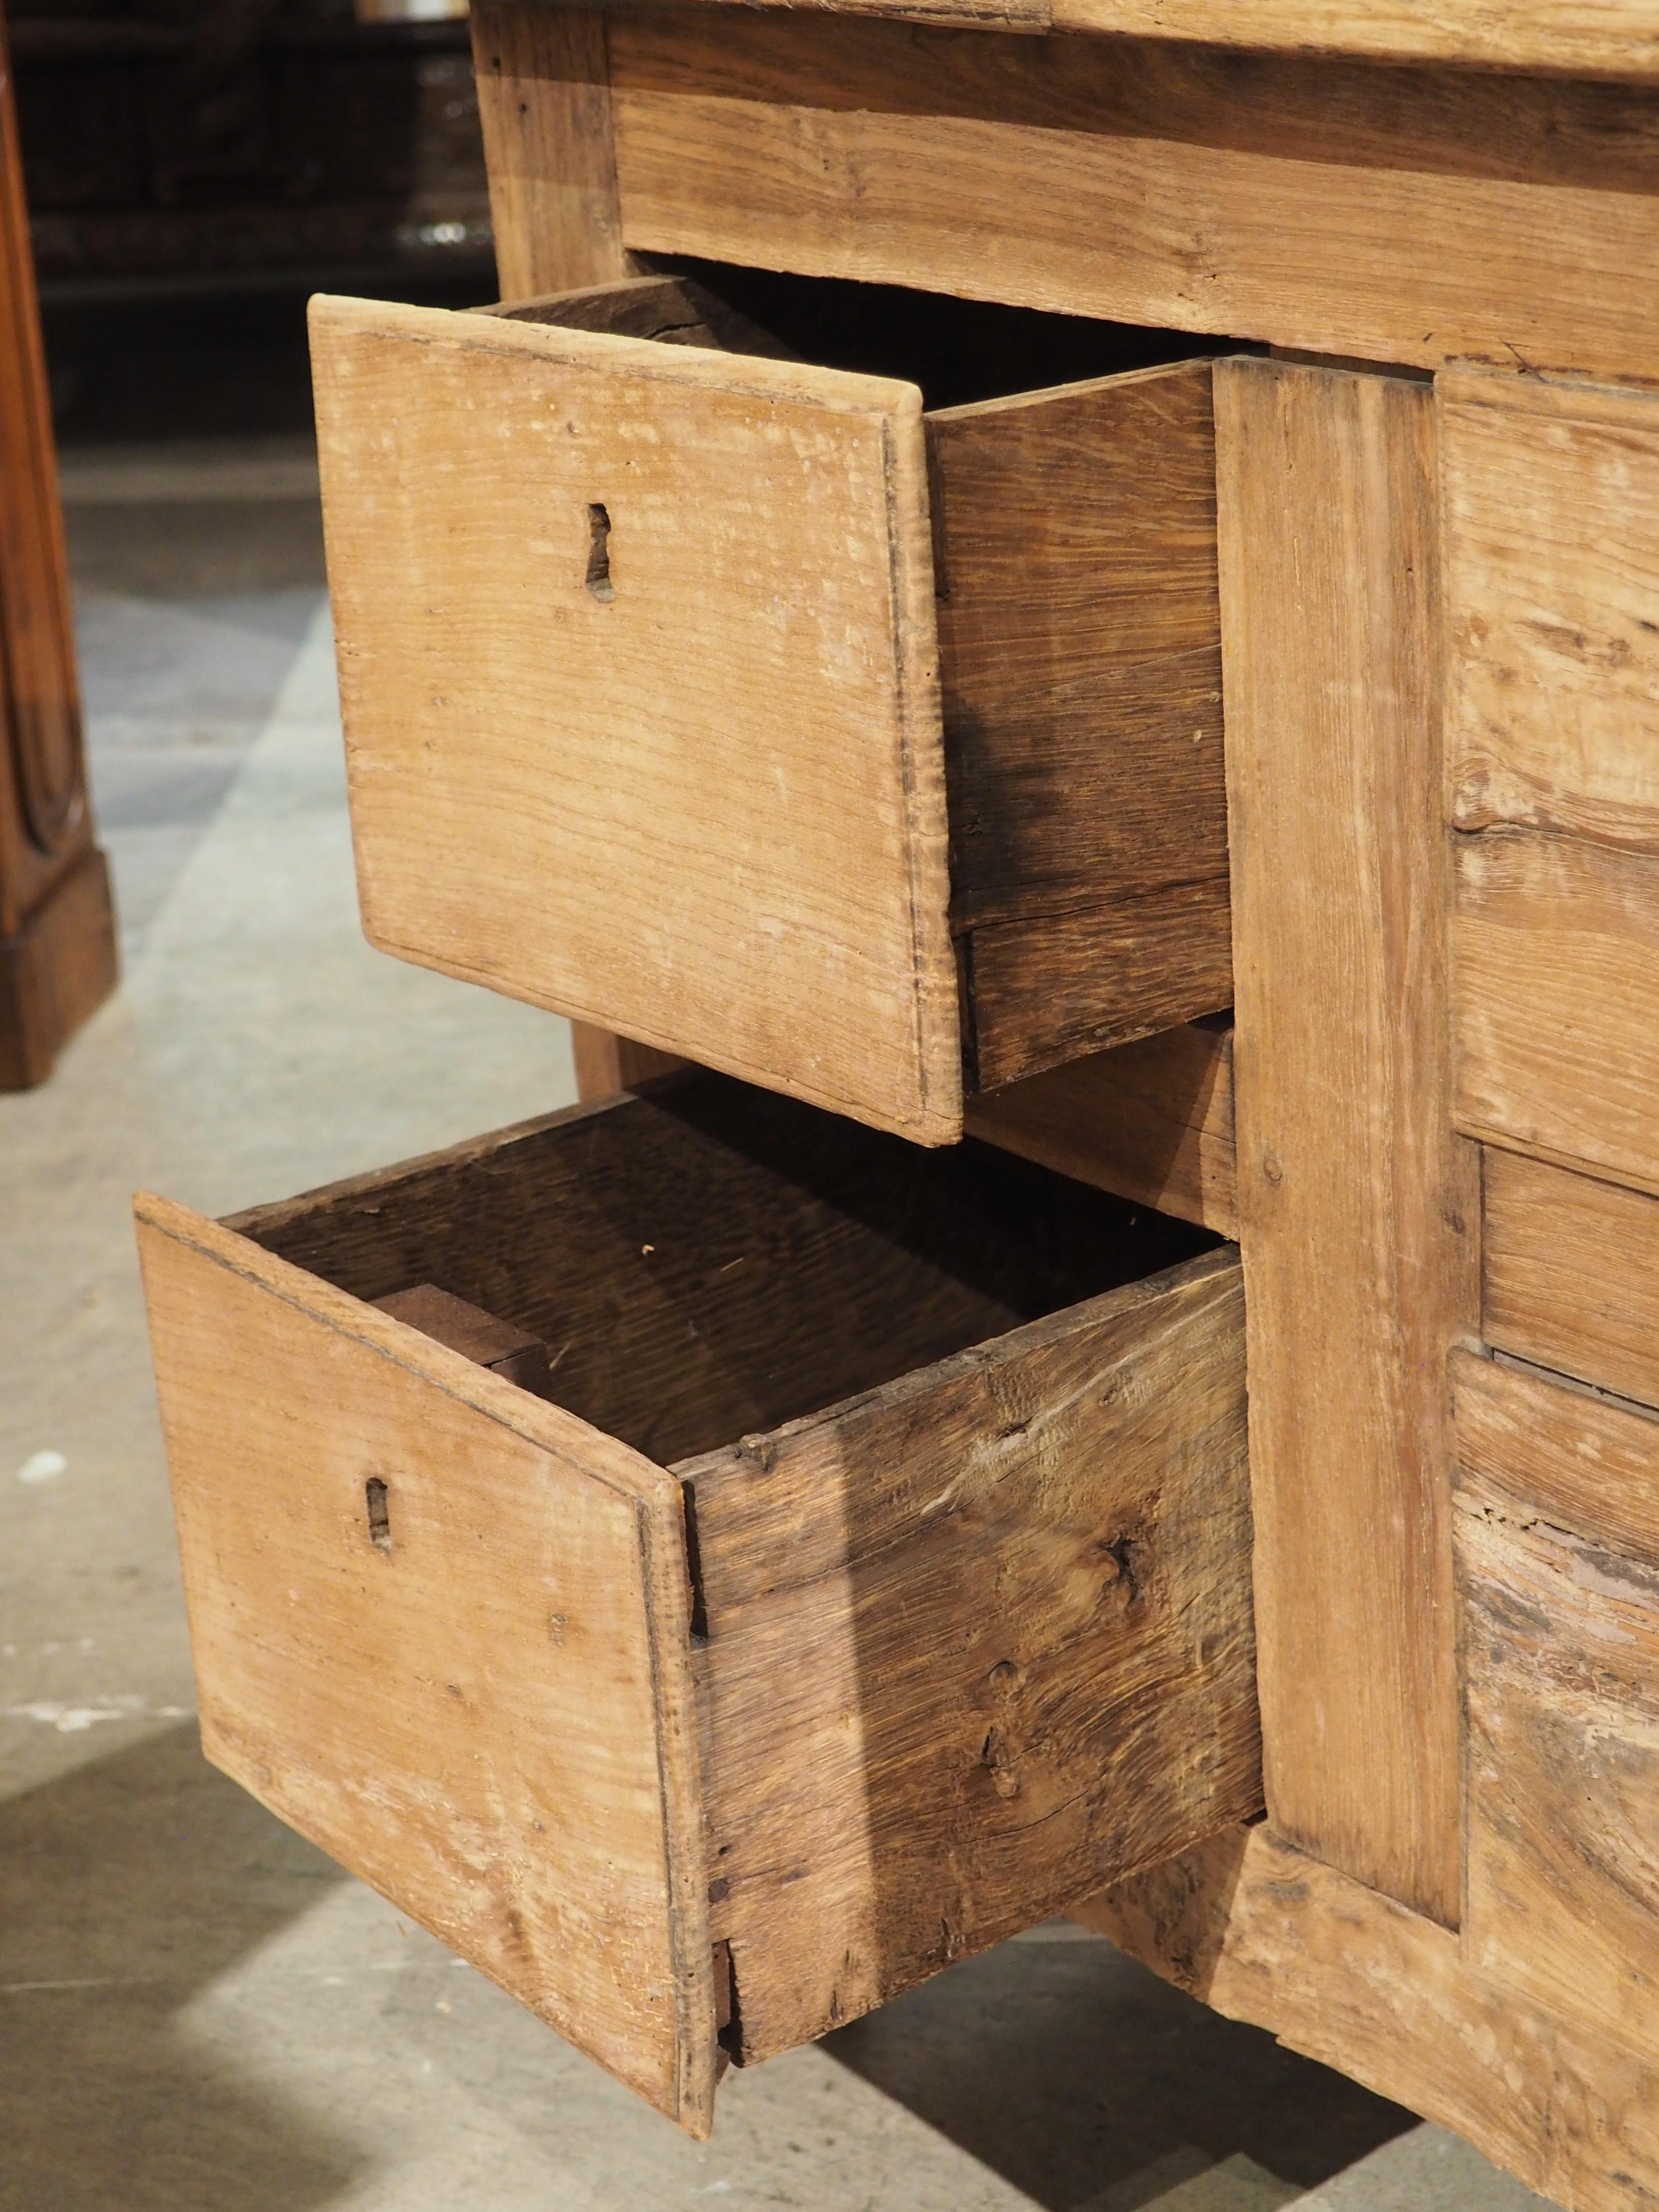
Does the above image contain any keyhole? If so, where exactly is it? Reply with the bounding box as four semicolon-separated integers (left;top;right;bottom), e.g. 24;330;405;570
585;503;614;601
365;1477;392;1555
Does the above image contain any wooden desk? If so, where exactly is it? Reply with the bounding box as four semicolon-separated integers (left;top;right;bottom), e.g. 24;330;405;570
465;6;1659;2202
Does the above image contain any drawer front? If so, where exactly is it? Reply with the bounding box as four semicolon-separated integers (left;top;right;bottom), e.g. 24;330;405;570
137;1079;1258;2133
312;294;957;1143
310;285;1227;1141
135;1193;716;2130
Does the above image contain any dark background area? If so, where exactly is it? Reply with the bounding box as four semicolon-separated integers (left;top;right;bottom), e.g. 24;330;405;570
11;0;497;445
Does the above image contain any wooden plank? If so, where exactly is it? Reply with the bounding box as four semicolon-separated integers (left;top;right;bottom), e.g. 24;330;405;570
570;1022;687;1103
967;883;1231;1092
227;1075;1216;1475
1453;828;1659;1197
614;0;1659;77
1459;1452;1659;2072
929;359;1229;1087
133;1190;718;2134
1082;1823;1659;2212
372;1282;554;1397
1453;1344;1659;1580
1483;1147;1659;1408
608;12;1659;386
469;2;631;297
1444;373;1659;852
965;1019;1237;1238
309;294;962;1143
687;1247;1258;2063
1216;357;1475;1925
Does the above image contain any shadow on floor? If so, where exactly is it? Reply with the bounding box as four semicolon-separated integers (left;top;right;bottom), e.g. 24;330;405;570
822;1929;1417;2211
0;1722;365;2212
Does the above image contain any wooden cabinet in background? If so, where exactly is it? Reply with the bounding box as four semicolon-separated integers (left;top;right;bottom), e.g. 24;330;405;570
0;7;114;1091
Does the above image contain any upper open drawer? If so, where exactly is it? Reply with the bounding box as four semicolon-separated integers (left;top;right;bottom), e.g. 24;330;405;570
309;271;1231;1142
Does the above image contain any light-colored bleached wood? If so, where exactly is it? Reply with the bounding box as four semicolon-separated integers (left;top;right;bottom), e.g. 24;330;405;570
310;293;960;1143
608;14;1659;387
965;1020;1236;1237
686;1246;1258;2063
469;3;630;298
1483;1146;1659;1409
134;1188;718;2134
1459;1441;1659;2072
1453;828;1659;1199
1082;1823;1659;2212
1444;374;1659;853
1215;357;1475;1926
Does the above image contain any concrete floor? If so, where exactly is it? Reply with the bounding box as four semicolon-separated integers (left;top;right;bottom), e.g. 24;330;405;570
0;428;1553;2209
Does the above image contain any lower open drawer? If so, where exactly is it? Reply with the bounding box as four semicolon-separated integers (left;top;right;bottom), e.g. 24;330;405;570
135;1074;1259;2135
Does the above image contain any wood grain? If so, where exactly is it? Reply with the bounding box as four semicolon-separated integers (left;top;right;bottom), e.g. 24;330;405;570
616;0;1659;76
1459;1454;1659;2071
1483;1147;1659;1409
1083;1823;1659;2212
135;1189;718;2134
608;12;1659;387
930;359;1228;1085
686;1246;1258;2062
310;293;960;1143
1216;357;1475;1926
570;1021;687;1103
1453;828;1659;1197
227;1075;1216;1477
1444;373;1659;851
469;2;631;297
965;1019;1236;1237
1453;1345;1659;1577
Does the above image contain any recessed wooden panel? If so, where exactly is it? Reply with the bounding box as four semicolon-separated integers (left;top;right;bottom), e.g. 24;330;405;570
1483;1146;1659;1409
609;12;1659;387
135;1190;716;2134
1454;828;1659;1197
311;293;958;1143
965;1019;1237;1237
1215;357;1474;1926
1459;1405;1659;2072
1444;373;1659;853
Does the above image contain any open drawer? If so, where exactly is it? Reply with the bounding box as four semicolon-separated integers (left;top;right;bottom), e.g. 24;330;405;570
309;269;1232;1142
136;1073;1258;2134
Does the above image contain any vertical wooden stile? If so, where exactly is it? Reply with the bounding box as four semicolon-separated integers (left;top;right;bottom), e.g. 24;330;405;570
1214;357;1475;1926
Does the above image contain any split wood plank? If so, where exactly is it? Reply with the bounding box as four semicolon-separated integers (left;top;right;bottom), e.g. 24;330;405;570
134;1189;718;2134
469;2;631;298
1453;828;1659;1198
1082;1822;1659;2212
1444;373;1659;853
613;0;1659;77
964;1020;1237;1237
1215;356;1475;1926
685;1246;1258;2063
1483;1146;1659;1409
608;12;1659;386
1457;1382;1659;2072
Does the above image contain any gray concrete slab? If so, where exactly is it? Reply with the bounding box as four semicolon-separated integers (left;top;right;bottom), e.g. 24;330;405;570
0;456;1551;2211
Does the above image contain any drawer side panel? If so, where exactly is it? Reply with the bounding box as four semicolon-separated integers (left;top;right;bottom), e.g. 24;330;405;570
686;1245;1257;2063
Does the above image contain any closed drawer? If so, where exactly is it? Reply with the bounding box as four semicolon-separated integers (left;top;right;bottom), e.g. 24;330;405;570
309;270;1231;1143
136;1072;1258;2134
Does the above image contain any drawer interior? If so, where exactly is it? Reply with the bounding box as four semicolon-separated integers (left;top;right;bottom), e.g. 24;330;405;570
228;1071;1218;1469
